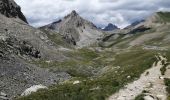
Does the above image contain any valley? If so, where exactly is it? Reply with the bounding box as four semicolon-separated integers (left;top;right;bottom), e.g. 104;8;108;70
0;0;170;100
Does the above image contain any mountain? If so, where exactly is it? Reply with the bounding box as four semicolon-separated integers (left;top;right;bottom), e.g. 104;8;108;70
0;0;72;98
100;12;170;47
0;0;28;23
1;1;170;100
103;23;119;31
124;20;145;29
19;11;170;100
41;10;103;47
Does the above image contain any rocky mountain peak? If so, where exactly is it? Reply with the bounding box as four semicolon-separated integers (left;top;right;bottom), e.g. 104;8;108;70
70;10;78;16
103;23;118;31
64;10;79;19
0;0;28;23
41;10;103;47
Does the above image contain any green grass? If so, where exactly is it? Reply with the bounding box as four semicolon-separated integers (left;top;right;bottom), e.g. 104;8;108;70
32;48;102;77
157;12;170;22
40;29;72;48
135;94;145;100
17;48;158;100
99;28;157;49
160;62;169;75
164;78;170;100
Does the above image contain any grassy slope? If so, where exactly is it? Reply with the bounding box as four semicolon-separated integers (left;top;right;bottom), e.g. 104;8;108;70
17;48;158;100
40;29;72;48
157;12;170;22
164;78;170;100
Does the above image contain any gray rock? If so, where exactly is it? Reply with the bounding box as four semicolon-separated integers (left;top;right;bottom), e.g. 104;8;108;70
0;92;7;97
0;6;71;99
0;92;8;100
0;0;28;23
40;10;103;47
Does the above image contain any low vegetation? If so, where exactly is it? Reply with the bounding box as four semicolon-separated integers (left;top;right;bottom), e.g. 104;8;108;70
18;48;158;100
164;78;170;100
158;12;170;22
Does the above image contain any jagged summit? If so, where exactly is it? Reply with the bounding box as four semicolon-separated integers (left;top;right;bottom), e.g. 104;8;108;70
70;10;78;16
103;23;119;31
64;10;79;19
0;0;28;23
41;10;103;47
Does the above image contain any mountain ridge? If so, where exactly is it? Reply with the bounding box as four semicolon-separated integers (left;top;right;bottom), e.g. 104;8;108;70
41;10;103;47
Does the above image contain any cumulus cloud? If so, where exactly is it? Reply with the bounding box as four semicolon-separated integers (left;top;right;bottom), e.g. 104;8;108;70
14;0;170;28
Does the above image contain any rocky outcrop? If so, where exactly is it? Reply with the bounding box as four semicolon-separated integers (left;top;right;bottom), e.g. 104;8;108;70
0;36;41;59
0;92;8;100
41;10;103;47
0;0;28;23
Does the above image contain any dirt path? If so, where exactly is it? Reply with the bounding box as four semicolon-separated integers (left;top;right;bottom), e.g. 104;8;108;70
108;55;167;100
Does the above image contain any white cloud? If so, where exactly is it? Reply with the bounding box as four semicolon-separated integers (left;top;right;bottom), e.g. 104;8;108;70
14;0;170;28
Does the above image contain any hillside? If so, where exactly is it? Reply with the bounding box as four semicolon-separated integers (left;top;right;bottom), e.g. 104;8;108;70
41;10;103;48
0;0;170;100
17;12;170;100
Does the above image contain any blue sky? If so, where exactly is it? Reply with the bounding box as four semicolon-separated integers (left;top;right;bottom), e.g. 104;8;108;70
15;0;170;28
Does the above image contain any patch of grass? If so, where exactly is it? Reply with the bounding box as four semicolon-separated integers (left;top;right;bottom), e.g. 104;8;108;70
160;63;169;75
99;28;157;49
40;29;72;48
32;48;102;77
157;12;170;22
18;48;158;100
135;90;150;100
135;94;145;100
164;78;170;100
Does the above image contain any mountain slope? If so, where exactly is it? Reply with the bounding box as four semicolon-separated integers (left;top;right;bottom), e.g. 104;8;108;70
17;12;170;100
0;0;73;98
1;1;170;99
41;10;103;47
100;12;170;48
0;0;28;23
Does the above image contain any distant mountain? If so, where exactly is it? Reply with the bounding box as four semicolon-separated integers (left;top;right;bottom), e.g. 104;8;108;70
124;20;145;29
103;23;119;31
40;10;103;47
0;0;28;23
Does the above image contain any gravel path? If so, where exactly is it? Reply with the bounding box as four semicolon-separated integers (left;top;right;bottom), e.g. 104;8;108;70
108;55;167;100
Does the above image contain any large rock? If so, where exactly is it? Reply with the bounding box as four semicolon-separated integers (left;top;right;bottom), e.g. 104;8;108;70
21;85;47;96
0;92;8;100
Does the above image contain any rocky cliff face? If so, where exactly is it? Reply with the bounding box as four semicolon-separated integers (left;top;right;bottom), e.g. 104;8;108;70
0;0;28;23
41;10;103;47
